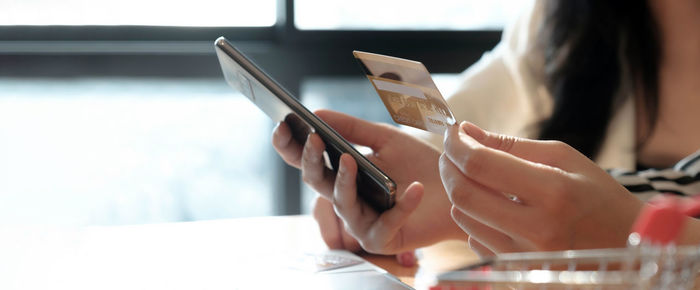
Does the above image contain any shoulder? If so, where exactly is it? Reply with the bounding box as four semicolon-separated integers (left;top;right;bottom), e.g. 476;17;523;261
447;0;550;138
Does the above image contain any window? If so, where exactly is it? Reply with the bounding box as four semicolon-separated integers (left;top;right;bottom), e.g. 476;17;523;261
0;0;276;26
0;0;517;223
0;78;276;225
295;0;528;30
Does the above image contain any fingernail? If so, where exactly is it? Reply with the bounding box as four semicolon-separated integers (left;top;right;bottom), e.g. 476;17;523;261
305;136;320;163
272;122;282;140
338;154;347;174
407;182;422;198
443;123;455;143
461;122;486;141
397;251;417;267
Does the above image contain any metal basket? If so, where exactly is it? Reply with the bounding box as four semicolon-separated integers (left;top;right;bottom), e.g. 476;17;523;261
434;242;700;289
431;195;700;290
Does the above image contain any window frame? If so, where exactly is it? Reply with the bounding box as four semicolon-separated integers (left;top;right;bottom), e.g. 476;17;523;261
0;0;503;215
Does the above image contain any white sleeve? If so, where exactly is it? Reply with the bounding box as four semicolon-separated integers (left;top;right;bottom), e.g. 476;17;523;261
416;0;551;152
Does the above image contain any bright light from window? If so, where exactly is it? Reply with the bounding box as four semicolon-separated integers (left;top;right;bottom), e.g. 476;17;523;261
0;0;276;26
0;78;276;225
295;0;529;30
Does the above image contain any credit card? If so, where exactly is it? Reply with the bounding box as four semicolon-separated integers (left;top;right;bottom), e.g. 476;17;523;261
354;51;456;134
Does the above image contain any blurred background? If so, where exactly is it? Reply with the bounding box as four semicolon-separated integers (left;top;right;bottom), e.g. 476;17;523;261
0;0;527;225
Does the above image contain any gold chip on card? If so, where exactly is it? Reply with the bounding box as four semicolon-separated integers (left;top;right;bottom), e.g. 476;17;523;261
353;51;456;134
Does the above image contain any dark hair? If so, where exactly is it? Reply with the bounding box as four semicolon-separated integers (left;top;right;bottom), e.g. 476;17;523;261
538;0;660;159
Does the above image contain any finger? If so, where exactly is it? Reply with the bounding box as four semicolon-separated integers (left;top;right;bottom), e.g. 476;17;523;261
333;154;424;254
439;153;530;236
312;196;344;249
444;124;568;200
338;220;362;252
271;121;303;168
368;181;424;252
301;133;335;197
451;206;515;253
468;236;496;258
459;122;581;169
315;109;394;150
314;196;362;252
396;251;417;267
332;154;376;237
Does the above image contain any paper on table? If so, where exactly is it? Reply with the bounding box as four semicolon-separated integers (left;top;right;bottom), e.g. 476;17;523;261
1;220;411;290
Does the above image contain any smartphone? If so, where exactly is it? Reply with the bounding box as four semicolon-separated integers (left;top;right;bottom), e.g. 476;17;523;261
214;37;396;212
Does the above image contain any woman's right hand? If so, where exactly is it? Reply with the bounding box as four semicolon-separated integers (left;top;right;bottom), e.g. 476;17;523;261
272;109;463;255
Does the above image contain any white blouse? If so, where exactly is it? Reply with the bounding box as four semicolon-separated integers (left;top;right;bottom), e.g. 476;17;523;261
417;0;637;171
413;0;700;198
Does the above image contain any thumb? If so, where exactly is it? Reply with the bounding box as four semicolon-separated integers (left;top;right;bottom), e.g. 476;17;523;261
396;250;418;267
369;182;423;252
457;121;575;167
315;109;394;150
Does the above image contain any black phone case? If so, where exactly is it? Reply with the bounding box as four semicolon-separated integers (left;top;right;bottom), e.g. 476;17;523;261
285;113;393;212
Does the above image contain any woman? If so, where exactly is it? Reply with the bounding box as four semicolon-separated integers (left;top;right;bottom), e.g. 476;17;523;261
272;0;700;258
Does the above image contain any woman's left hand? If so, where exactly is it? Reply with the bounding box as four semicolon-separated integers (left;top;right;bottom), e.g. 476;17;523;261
440;122;644;256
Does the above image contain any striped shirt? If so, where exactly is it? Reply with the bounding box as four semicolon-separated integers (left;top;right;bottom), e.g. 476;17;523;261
609;150;700;201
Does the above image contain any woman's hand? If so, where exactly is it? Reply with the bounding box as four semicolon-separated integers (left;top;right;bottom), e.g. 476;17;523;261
311;195;419;266
272;110;463;255
440;122;644;256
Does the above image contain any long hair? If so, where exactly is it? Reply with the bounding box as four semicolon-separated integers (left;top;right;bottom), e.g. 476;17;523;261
538;0;661;159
